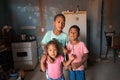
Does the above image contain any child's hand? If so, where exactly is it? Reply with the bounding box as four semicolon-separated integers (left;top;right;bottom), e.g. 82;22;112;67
68;65;72;70
71;62;81;70
40;54;47;72
40;54;47;63
69;54;76;61
63;47;68;55
63;48;67;54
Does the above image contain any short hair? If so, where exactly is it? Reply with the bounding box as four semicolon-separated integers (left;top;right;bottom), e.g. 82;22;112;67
69;25;80;34
54;13;65;22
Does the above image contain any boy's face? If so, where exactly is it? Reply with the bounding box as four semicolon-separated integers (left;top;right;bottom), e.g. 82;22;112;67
47;44;58;59
69;28;79;41
53;16;65;32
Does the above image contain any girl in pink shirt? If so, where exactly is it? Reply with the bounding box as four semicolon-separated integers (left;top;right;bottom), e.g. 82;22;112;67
40;39;75;80
67;25;89;80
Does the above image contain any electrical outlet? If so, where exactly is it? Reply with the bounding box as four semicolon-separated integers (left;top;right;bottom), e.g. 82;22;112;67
36;26;46;36
41;28;45;32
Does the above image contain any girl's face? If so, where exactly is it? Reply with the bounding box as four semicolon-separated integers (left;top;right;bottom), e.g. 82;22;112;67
53;16;65;32
47;44;58;59
69;28;79;41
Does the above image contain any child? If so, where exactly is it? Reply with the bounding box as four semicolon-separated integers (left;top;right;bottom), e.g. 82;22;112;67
40;13;68;79
67;25;89;80
41;13;68;54
40;39;75;80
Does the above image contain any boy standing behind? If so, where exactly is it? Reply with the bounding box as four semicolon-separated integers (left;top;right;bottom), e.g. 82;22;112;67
41;13;68;54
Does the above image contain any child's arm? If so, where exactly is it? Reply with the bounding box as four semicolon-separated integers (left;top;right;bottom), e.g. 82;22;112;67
63;47;69;61
40;54;47;72
63;46;68;55
81;53;88;64
72;53;88;70
63;54;75;67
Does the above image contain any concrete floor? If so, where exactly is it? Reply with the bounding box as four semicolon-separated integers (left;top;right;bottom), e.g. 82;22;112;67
24;55;120;80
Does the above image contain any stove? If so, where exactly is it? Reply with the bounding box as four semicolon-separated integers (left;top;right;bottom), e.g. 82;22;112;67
12;41;37;70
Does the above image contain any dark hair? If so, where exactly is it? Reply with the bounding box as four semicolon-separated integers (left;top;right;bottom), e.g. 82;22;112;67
69;25;80;34
46;39;60;56
54;13;65;22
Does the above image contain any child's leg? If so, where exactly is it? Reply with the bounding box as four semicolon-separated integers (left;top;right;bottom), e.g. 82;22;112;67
68;71;75;80
76;70;86;80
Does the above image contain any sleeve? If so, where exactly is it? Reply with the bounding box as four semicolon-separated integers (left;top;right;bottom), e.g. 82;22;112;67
41;31;50;44
82;42;89;54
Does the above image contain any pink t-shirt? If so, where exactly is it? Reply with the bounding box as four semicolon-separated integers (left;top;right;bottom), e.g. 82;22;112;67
67;41;89;70
47;55;64;79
